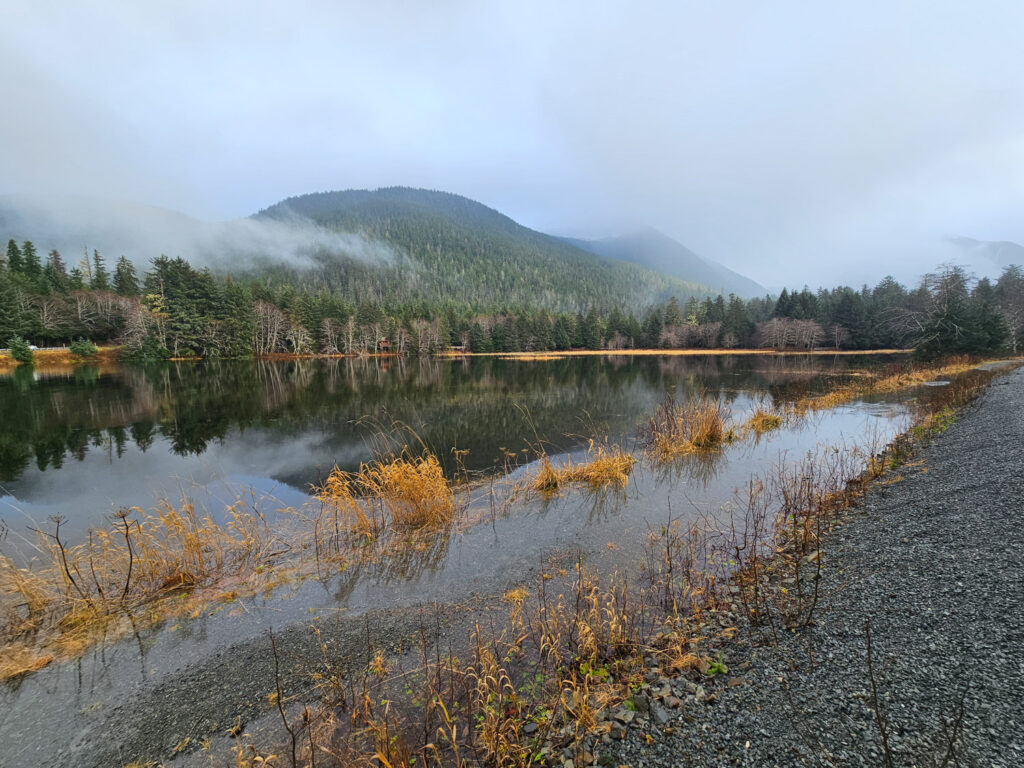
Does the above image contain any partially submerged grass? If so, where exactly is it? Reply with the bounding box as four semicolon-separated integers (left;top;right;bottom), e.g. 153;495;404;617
791;355;986;414
531;442;637;494
744;401;784;434
642;393;734;460
315;451;456;533
0;643;56;679
0;450;460;680
0;499;287;680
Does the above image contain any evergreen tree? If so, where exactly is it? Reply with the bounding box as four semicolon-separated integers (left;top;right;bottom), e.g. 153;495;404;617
915;266;977;358
113;256;140;295
0;278;24;340
773;288;792;318
663;296;683;326
67;267;86;291
5;240;21;273
468;321;491;353
21;241;41;280
552;315;572;350
581;308;603;349
91;250;110;291
723;294;753;347
640;308;663;348
44;250;69;293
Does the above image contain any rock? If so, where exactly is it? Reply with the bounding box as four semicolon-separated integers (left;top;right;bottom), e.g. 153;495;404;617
523;721;538;735
799;549;822;566
612;708;635;725
651;702;672;725
694;685;706;702
632;693;651;715
664;695;683;708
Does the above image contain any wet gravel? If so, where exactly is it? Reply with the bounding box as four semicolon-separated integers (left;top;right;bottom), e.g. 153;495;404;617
10;602;474;768
609;366;1024;767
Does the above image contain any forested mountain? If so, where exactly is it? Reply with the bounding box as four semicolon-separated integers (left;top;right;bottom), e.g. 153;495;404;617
251;188;715;311
562;227;765;299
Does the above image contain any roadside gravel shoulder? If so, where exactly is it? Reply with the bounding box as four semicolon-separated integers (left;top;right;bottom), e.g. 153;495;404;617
612;366;1024;767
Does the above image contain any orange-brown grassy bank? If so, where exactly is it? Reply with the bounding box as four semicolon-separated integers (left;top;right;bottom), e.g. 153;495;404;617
0;346;122;374
436;347;910;360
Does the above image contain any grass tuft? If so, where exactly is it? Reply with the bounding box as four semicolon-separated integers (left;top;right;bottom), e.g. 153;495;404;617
316;450;456;531
745;402;783;434
530;442;636;494
643;393;733;460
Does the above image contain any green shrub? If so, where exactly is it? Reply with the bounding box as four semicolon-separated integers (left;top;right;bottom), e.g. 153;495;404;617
7;336;34;364
7;335;34;364
122;335;171;362
69;339;99;358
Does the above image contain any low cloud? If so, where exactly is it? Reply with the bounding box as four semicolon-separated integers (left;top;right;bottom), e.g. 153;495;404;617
0;194;397;271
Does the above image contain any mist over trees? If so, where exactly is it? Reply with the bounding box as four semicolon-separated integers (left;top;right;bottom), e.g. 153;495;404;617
1;237;1019;359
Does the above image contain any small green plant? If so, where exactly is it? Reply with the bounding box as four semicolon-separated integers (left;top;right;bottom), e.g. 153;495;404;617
704;652;728;677
7;335;33;364
69;338;99;358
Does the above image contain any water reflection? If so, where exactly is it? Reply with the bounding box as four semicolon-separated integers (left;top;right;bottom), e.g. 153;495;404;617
0;354;899;540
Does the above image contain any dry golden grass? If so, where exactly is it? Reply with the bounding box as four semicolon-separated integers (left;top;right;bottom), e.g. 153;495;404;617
0;643;55;679
644;394;733;460
437;348;910;359
530;442;636;494
0;345;122;374
0;451;458;679
315;466;381;539
0;498;288;680
497;353;566;361
317;451;456;531
745;405;783;434
791;356;986;414
361;453;455;527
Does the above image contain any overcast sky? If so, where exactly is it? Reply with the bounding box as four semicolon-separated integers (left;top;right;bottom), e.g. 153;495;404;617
2;1;1023;287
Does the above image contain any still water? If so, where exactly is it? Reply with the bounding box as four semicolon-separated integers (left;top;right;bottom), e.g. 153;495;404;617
0;354;900;544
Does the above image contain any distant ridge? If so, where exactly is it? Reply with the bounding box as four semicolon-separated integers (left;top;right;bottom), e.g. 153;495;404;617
253;186;718;310
949;236;1024;274
562;227;765;299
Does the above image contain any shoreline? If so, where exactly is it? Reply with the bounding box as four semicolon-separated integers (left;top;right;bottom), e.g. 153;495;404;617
610;361;1024;766
0;346;911;373
436;347;911;358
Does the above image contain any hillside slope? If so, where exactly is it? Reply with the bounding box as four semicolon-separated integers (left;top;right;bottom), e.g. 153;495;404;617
253;187;715;311
563;227;764;298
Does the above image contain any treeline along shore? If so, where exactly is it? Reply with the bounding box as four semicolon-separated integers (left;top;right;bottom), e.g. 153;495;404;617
2;237;1022;361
